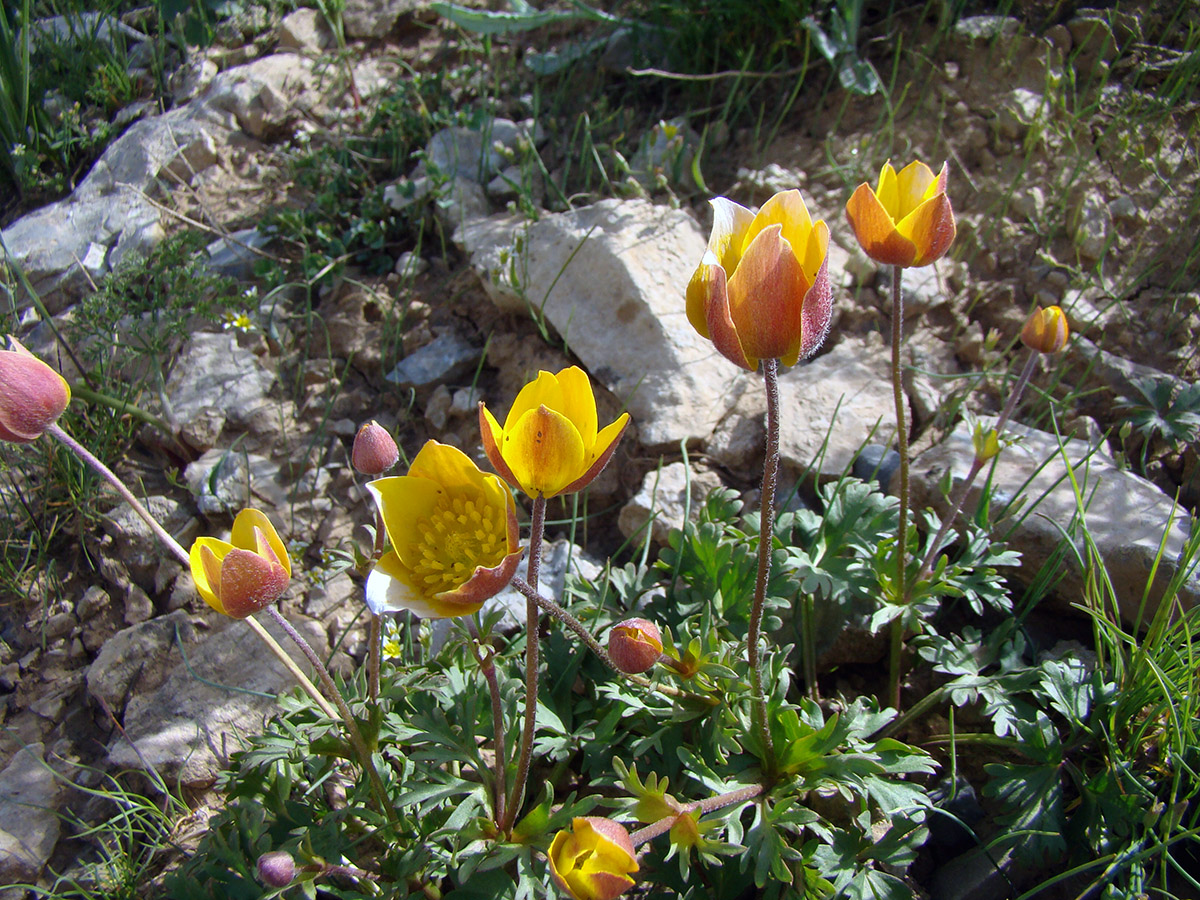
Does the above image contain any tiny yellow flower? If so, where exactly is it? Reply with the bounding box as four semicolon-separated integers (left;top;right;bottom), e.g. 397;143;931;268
366;441;521;619
479;367;629;499
845;160;956;267
686;190;833;371
0;337;71;444
972;424;1001;463
190;509;292;618
1020;305;1069;354
548;817;638;900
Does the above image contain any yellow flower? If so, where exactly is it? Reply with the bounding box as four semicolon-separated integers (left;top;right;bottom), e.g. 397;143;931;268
972;423;1001;463
190;509;291;618
1020;305;1069;354
366;441;521;619
0;337;71;443
845;160;956;267
479;367;629;499
548;817;638;900
686;190;833;371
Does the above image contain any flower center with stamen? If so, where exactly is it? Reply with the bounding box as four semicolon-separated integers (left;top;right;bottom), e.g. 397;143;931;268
412;492;506;595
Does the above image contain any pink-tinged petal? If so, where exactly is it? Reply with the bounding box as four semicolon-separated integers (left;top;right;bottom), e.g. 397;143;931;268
696;260;754;370
218;548;289;618
479;403;520;488
504;405;587;498
0;347;71;443
191;538;232;613
230;509;290;577
746;190;813;263
552;366;598;450
895;160;937;214
560;412;630;495
876;162;900;220
706;197;756;272
367;475;443;570
432;545;521;611
725;224;806;363
897;192;956;266
504;370;564;432
794;251;834;364
685;251;724;341
845;182;918;266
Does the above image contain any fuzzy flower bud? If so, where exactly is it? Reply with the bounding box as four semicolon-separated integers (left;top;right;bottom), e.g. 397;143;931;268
257;851;296;888
0;337;71;443
548;817;638;900
607;618;662;675
1021;305;1069;354
352;420;400;475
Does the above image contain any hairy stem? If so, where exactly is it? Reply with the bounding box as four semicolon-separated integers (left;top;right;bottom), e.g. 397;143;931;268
503;494;546;833
887;264;910;712
748;358;779;768
265;605;394;822
630;784;764;847
469;624;507;827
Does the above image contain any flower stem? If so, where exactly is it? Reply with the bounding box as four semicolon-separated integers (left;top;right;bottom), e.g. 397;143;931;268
916;350;1039;580
510;577;718;706
887;264;910;712
503;494;546;834
748;358;780;769
630;784;764;847
367;507;386;703
44;422;334;717
264;605;395;823
469;625;506;826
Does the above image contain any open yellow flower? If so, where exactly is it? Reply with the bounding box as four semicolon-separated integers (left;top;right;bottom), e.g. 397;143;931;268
0;337;71;443
190;509;291;618
845;160;956;267
479;367;629;499
1020;305;1069;354
686;190;833;372
366;441;521;619
548;817;638;900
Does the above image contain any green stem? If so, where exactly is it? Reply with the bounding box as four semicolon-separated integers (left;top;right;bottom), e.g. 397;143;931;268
629;783;764;847
70;383;175;437
887;264;910;712
264;605;395;823
502;493;546;834
748;358;780;769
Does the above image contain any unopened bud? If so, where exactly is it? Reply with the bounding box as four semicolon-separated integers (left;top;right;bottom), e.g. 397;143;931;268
352;420;400;475
972;424;1000;463
0;337;71;443
1020;305;1069;354
608;618;662;675
257;851;296;888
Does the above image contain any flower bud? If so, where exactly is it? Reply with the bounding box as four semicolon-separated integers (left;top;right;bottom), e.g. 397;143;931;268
257;851;296;888
0;337;71;443
607;618;662;675
1021;305;1069;354
352;420;400;475
971;424;1000;463
548;817;638;900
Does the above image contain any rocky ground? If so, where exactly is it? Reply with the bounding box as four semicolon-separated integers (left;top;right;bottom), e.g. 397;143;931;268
0;0;1197;895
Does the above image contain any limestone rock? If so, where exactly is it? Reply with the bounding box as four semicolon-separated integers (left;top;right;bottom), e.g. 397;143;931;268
342;0;425;38
107;614;330;787
164;332;277;429
776;334;898;480
907;417;1200;624
385;332;482;390
0;743;61;887
463;199;753;446
86;610;198;717
101;495;198;588
278;8;335;52
618;461;726;546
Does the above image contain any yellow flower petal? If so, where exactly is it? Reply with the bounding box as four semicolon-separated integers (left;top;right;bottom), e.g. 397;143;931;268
503;405;587;498
562;412;630;495
895;160;937;214
505;370;564;431
897;192;956;267
845;181;918;266
230;509;290;578
553;366;598;450
725;224;807;362
706;197;756;273
191;538;231;613
685;251;723;341
876;161;900;220
367;474;444;570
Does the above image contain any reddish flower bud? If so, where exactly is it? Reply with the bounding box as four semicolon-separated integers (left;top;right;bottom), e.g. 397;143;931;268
257;851;296;888
0;337;71;443
1021;305;1069;354
608;618;663;675
352;420;400;475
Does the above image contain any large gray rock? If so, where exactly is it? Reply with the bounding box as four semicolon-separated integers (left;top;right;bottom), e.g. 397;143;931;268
618;461;727;546
2;54;313;312
164;332;276;429
775;334;898;480
907;417;1200;624
86;610;199;717
342;0;425;37
0;743;61;887
463;199;753;447
107;613;329;787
